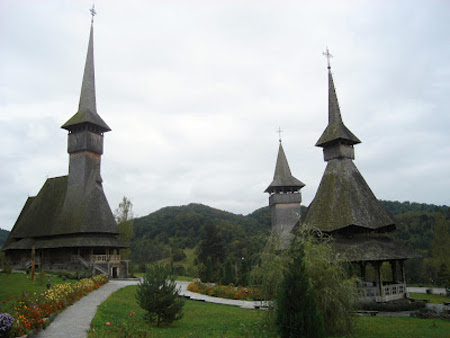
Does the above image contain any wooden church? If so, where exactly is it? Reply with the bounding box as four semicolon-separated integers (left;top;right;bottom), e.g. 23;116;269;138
3;13;128;278
265;52;418;302
299;53;418;302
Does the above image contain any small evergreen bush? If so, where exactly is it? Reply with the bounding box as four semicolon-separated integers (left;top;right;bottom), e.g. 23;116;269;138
135;263;184;326
275;239;325;338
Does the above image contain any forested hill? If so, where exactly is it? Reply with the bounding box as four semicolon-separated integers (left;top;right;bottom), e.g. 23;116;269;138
380;200;449;216
0;228;9;249
129;200;448;284
131;203;275;264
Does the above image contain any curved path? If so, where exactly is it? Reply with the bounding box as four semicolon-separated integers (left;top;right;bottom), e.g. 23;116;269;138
35;280;139;338
35;279;259;338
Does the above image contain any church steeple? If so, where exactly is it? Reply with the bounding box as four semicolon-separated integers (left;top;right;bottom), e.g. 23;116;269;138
265;136;304;250
62;7;109;190
61;7;110;133
315;49;360;161
265;141;305;194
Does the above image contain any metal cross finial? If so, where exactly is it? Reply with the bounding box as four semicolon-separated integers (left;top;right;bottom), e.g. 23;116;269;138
277;127;283;143
323;47;333;70
90;4;96;22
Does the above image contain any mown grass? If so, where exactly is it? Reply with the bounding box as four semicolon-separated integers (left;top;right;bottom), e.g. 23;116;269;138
409;292;449;304
353;316;450;337
0;272;74;302
90;285;450;338
89;285;275;337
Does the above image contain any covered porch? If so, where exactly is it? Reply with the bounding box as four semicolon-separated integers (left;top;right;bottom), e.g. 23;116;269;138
356;260;407;302
331;235;420;303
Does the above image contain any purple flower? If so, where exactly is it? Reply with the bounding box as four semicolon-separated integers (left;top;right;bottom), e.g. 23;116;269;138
0;313;14;332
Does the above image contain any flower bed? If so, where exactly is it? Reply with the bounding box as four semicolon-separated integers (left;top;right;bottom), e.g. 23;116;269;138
187;282;261;301
1;274;108;337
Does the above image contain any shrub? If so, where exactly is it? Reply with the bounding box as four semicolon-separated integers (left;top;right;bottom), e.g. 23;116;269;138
298;229;358;336
275;240;325;338
135;263;184;326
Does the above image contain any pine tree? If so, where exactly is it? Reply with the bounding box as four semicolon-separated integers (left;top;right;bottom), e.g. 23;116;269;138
136;263;184;326
222;257;235;285
275;240;325;338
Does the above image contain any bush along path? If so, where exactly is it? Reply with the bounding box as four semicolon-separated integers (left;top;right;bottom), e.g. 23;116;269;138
0;275;110;337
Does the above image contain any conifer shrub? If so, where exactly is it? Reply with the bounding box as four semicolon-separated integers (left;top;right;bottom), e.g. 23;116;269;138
275;239;325;338
135;263;184;327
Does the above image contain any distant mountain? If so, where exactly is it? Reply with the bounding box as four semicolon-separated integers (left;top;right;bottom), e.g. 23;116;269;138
0;228;10;249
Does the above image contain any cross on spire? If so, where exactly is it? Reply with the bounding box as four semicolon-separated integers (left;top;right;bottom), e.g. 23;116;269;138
90;4;96;22
277;127;283;143
323;47;333;70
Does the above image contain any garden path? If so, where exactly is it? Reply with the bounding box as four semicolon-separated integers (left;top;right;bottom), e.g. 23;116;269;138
35;279;139;338
35;279;259;338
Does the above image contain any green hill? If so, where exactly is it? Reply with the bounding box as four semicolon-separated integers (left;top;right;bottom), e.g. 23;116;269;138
131;203;272;265
128;200;448;284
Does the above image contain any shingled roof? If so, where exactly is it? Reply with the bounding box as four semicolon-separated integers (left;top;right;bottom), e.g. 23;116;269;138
302;159;395;232
265;142;305;193
3;175;120;250
61;22;110;132
331;235;420;262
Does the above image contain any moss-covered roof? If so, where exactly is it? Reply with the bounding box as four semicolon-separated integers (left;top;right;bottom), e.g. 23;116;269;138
331;235;420;262
3;175;122;251
265;143;305;193
315;121;360;147
302;159;395;232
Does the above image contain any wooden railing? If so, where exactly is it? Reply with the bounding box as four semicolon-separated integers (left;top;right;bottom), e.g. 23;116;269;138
90;254;121;263
358;283;406;302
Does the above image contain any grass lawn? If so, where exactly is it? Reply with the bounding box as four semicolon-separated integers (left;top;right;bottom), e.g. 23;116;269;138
89;285;275;337
0;272;73;302
409;292;450;304
90;285;450;338
354;316;450;338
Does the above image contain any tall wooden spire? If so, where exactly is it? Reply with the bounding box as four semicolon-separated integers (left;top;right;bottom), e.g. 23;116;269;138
315;60;360;151
61;11;110;133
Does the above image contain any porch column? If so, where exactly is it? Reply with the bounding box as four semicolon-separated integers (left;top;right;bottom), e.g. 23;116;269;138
359;262;367;281
391;261;397;283
375;261;384;297
400;260;406;284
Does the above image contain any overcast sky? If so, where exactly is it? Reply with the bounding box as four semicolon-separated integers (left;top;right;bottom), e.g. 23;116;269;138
1;0;449;231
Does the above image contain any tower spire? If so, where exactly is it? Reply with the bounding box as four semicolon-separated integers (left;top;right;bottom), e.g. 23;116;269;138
78;18;97;116
265;142;305;194
61;6;110;132
315;49;360;150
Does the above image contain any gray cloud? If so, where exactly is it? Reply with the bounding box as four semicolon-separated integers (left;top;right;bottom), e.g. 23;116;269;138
1;0;449;230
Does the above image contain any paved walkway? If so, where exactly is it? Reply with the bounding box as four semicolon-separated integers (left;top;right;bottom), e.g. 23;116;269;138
35;279;261;338
35;280;139;338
